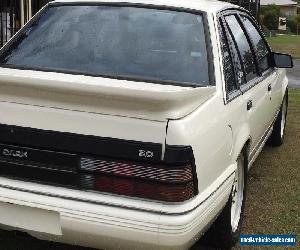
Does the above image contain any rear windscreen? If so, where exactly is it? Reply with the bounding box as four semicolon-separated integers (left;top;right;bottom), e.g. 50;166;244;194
0;5;211;86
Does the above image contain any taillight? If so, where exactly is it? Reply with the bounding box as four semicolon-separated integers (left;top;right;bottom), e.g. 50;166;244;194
80;146;198;202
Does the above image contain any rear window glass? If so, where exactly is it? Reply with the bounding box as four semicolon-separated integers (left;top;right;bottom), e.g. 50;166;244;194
0;5;211;86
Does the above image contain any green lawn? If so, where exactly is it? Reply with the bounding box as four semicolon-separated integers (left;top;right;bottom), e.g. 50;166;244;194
267;34;300;59
233;89;300;249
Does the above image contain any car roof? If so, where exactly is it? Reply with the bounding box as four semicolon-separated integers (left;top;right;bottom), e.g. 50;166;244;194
52;0;236;14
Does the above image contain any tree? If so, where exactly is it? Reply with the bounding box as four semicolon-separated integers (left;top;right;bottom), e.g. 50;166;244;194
260;5;280;30
260;4;280;16
293;15;300;35
287;15;300;34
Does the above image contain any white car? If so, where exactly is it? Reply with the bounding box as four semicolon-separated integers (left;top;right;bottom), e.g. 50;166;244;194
0;0;293;249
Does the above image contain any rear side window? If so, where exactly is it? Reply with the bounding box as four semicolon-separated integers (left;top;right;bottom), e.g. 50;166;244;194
219;19;238;93
225;15;256;83
240;15;270;73
0;5;211;86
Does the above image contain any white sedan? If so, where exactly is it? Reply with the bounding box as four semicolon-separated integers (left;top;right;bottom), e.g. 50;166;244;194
0;0;292;249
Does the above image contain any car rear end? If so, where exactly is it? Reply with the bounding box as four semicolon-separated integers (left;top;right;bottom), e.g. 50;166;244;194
0;94;207;250
0;118;199;250
0;1;221;249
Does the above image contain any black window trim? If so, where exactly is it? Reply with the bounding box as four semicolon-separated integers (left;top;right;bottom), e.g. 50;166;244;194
224;13;258;83
237;12;272;75
222;14;247;86
0;2;215;88
237;11;273;55
219;14;246;102
217;17;242;101
234;13;260;78
218;8;276;104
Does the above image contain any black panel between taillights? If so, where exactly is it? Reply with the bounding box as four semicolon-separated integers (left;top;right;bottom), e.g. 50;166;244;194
0;123;198;202
0;123;162;163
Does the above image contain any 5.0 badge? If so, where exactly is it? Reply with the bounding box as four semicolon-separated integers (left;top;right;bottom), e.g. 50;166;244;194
138;149;154;158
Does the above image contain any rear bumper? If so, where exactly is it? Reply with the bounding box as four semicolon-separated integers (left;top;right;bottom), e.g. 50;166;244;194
0;174;233;250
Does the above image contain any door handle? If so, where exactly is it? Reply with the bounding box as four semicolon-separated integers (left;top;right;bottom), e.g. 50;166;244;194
247;100;253;111
268;84;272;92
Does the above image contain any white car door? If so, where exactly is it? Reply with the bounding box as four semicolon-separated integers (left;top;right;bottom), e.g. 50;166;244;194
220;12;272;155
239;14;281;127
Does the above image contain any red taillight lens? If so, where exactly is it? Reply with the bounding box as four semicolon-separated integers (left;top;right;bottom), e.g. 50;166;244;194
158;182;194;202
80;157;197;202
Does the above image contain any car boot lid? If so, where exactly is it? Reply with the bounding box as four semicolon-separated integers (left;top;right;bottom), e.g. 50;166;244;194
0;68;215;121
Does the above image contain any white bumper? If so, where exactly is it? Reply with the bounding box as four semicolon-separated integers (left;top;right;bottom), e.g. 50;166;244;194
0;173;233;250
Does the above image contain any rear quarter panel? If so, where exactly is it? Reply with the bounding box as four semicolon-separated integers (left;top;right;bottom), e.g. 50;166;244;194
165;11;250;202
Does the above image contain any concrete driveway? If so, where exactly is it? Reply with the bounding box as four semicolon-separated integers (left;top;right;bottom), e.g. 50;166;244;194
288;59;300;89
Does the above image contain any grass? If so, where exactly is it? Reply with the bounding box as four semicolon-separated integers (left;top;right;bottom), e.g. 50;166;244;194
267;34;300;59
0;90;300;249
233;89;300;249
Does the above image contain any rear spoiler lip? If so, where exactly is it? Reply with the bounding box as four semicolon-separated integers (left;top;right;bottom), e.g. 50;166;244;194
0;67;216;121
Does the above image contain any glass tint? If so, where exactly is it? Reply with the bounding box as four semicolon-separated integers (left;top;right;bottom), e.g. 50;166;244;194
241;15;270;72
0;6;210;86
219;19;238;93
225;15;256;83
